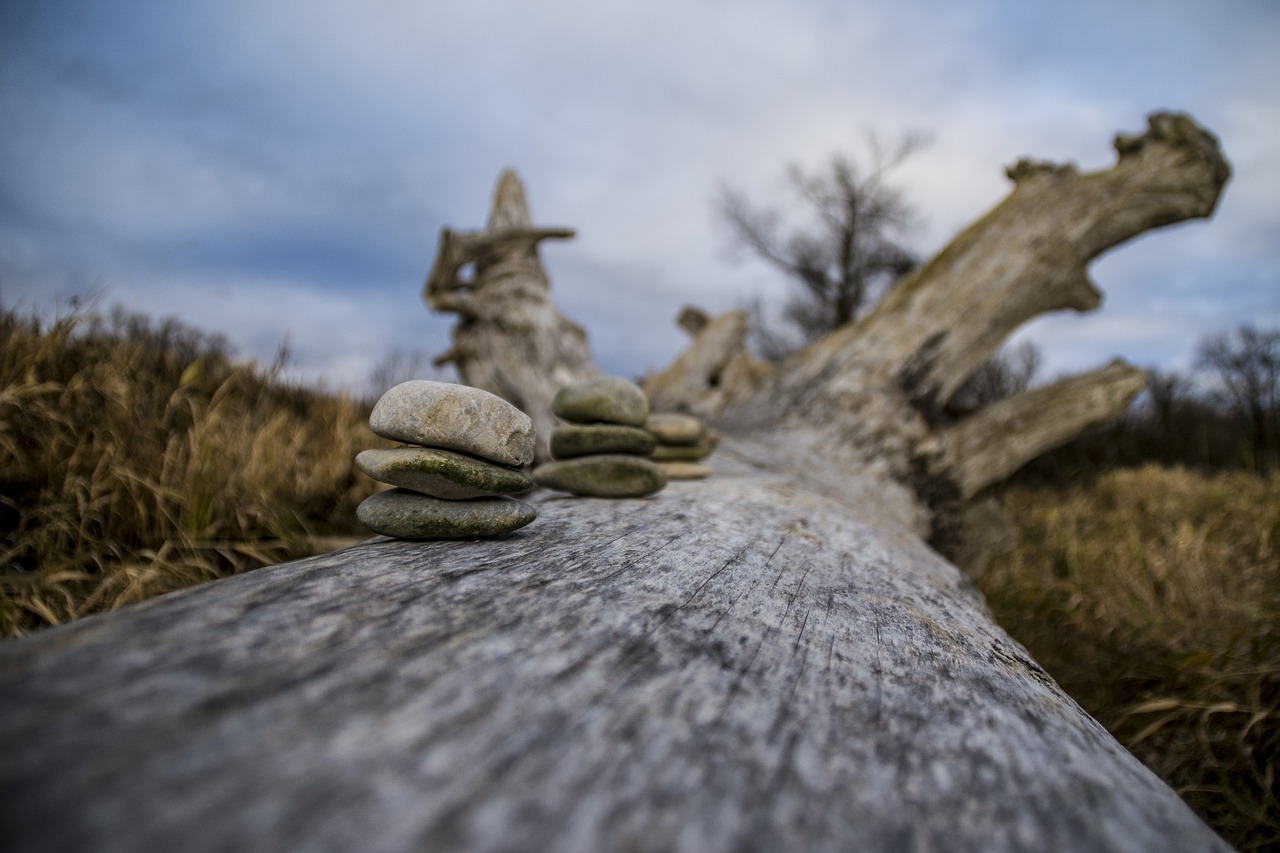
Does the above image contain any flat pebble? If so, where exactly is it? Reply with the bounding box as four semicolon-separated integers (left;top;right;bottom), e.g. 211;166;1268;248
551;376;649;426
651;436;717;462
645;413;706;446
658;461;713;480
356;489;536;539
533;454;667;498
355;447;533;499
370;380;535;468
550;424;655;459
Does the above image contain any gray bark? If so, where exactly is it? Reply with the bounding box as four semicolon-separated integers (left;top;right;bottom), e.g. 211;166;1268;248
0;448;1230;852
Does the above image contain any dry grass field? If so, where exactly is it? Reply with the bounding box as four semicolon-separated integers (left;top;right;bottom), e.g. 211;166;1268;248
0;306;383;635
2;305;1275;847
983;467;1279;851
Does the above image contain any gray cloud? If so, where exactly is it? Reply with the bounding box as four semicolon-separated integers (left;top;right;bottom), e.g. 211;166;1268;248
2;0;1277;394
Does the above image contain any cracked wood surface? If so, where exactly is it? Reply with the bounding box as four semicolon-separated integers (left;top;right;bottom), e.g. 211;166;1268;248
0;444;1227;852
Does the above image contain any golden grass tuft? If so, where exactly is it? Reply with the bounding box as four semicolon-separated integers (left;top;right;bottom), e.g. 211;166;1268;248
0;306;385;637
982;465;1279;850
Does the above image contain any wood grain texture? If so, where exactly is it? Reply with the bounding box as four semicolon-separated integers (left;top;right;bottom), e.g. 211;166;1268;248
0;445;1228;852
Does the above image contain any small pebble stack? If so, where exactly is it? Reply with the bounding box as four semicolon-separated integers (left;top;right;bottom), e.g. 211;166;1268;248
533;376;667;498
646;413;717;480
355;380;538;539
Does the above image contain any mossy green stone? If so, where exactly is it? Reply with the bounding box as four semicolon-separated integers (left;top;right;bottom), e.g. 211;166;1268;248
533;455;667;498
551;376;649;426
550;424;655;459
355;447;532;499
356;490;536;539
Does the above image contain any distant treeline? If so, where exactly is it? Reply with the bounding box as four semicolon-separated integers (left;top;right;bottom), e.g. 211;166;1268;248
1007;326;1280;484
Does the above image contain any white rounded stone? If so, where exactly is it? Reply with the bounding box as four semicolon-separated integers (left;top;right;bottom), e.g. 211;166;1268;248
370;381;535;468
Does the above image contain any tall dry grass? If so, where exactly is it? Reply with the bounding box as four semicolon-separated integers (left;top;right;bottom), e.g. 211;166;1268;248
982;465;1279;851
0;306;383;636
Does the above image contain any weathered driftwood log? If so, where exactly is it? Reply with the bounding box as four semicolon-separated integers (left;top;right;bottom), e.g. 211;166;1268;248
646;112;1230;551
0;456;1231;852
425;169;599;460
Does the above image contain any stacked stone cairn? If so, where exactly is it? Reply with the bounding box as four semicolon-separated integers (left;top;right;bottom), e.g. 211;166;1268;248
533;376;668;498
355;380;538;539
646;413;717;480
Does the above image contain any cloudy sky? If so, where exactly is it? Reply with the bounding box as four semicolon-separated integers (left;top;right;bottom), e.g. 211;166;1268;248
2;0;1277;394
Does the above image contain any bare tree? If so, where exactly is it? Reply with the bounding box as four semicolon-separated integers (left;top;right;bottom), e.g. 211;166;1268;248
716;134;925;357
1196;324;1280;469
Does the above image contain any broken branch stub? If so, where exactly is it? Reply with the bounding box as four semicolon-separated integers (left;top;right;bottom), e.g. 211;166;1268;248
934;360;1151;500
424;170;598;460
644;307;771;418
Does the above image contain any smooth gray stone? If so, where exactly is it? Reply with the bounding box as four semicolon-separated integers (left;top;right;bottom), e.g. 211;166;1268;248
355;447;533;499
551;376;649;426
645;413;706;446
550;424;655;459
370;380;535;468
356;489;536;539
533;454;667;497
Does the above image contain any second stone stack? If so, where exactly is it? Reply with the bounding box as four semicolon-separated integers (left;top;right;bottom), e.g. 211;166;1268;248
533;376;667;498
647;412;717;480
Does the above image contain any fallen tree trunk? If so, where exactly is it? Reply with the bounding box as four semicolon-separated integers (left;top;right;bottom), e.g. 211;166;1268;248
0;452;1231;852
0;113;1235;851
